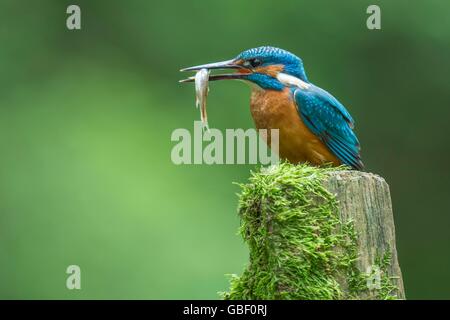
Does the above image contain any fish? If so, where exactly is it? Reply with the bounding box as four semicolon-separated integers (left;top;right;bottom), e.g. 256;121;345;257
194;68;210;131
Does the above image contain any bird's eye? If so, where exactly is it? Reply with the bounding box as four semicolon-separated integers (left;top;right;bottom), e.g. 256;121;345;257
244;58;262;68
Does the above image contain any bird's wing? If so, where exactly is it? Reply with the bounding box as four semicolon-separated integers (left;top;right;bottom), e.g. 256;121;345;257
293;85;364;170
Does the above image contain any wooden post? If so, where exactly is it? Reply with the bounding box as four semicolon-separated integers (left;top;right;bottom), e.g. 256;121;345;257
324;171;405;299
223;165;405;300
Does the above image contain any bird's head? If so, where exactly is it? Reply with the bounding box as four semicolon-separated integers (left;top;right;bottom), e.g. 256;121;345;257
180;46;308;91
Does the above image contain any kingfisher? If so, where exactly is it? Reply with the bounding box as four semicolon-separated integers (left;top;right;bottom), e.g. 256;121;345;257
180;46;363;170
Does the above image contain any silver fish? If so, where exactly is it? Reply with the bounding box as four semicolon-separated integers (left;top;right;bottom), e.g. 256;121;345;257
195;68;210;131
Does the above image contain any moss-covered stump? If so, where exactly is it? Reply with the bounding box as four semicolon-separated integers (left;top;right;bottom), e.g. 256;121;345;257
223;163;405;300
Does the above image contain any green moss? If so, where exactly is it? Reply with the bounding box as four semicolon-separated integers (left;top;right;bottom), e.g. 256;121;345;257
375;252;400;300
221;163;398;300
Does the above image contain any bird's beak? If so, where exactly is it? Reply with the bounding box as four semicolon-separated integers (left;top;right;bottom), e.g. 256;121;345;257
179;59;251;83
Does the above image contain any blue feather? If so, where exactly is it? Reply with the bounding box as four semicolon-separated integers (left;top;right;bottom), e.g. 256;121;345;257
292;85;363;170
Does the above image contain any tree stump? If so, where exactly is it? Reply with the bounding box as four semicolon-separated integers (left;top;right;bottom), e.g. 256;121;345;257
223;164;405;300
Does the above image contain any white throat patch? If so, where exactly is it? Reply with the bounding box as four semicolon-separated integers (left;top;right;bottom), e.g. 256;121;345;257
277;73;310;89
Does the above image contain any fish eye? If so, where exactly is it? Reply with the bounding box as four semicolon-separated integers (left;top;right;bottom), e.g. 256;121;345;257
244;58;262;68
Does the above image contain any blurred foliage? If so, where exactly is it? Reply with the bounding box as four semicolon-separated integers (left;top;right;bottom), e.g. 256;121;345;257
0;0;449;299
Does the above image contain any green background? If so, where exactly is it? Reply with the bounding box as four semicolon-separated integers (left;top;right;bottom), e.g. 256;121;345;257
1;0;449;299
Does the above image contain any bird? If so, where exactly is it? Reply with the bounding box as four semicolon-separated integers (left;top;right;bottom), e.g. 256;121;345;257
180;46;364;170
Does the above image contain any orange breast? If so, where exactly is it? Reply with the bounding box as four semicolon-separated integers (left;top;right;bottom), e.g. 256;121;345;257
250;87;341;166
